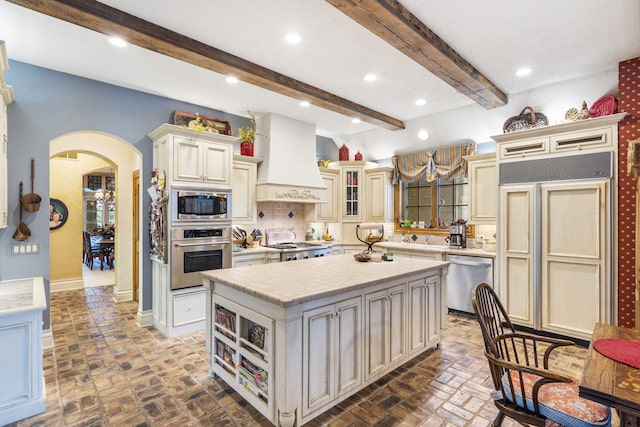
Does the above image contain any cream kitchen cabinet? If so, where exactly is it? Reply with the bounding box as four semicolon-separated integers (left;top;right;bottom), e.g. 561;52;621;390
174;137;232;186
494;115;624;340
341;163;364;222
365;167;393;223
408;275;440;356
0;42;14;229
232;156;260;224
328;161;375;222
233;252;267;268
364;283;406;382
151;261;207;338
465;153;497;225
149;124;236;189
315;168;340;223
493;113;625;162
302;297;361;418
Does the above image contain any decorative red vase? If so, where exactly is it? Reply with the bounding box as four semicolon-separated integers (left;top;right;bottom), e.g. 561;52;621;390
355;151;363;161
240;141;254;157
339;144;349;161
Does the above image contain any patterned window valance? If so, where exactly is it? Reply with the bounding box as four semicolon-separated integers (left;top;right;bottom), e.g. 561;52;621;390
392;144;475;184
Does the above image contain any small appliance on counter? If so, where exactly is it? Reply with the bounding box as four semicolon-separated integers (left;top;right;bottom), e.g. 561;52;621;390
446;219;467;249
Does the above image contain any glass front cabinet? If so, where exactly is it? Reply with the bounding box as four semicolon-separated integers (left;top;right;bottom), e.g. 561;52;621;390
340;163;365;222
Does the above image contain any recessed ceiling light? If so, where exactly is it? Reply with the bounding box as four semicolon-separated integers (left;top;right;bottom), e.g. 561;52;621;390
363;74;377;82
285;33;301;44
299;101;310;107
225;76;239;84
415;99;427;106
352;118;361;124
417;130;430;141
515;67;532;77
108;37;126;48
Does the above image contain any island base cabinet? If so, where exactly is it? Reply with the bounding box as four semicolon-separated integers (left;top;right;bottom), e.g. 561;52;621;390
208;295;274;422
408;275;441;355
364;284;406;382
204;260;446;427
302;297;361;418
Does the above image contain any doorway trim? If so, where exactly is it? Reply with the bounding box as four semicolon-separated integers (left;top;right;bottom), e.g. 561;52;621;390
50;131;144;312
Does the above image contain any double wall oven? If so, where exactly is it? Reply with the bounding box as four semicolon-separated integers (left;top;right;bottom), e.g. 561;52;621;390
170;187;232;290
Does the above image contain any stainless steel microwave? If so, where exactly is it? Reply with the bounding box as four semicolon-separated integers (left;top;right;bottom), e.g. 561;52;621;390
171;189;230;221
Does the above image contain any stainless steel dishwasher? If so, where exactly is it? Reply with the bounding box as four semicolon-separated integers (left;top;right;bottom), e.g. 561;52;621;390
446;254;494;314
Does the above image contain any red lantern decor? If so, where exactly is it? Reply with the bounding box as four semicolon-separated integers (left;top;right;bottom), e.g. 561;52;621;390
339;144;349;161
355;151;363;161
240;141;254;157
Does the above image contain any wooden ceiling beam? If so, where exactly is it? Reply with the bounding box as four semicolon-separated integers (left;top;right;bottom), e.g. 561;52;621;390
326;0;508;109
8;0;406;130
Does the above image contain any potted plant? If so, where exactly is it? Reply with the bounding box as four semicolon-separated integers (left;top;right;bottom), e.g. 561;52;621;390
237;111;266;156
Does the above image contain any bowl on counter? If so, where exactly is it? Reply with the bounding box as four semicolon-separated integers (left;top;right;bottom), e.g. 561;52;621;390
353;253;370;262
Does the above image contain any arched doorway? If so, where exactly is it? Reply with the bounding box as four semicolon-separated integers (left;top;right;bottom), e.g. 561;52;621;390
49;131;142;313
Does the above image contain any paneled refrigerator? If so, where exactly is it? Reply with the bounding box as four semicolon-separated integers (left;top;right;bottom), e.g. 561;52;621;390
498;153;613;340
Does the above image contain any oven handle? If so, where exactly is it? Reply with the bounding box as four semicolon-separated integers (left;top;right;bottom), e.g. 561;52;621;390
174;242;229;248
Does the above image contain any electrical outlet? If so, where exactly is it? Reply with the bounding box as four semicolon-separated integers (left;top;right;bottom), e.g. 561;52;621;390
476;234;485;243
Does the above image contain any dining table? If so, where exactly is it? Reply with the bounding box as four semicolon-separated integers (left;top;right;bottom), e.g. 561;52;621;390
579;322;640;426
98;237;114;270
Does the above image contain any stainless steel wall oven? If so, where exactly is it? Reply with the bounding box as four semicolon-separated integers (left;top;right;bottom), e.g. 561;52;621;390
171;226;232;290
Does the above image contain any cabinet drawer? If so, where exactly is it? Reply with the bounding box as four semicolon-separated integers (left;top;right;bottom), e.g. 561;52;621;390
233;256;266;268
173;290;206;326
550;127;612;153
499;136;549;161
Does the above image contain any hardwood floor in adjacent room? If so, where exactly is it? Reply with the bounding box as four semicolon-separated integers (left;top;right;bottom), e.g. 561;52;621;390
10;285;610;427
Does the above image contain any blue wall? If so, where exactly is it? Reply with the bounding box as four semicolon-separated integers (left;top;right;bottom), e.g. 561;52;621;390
2;61;252;329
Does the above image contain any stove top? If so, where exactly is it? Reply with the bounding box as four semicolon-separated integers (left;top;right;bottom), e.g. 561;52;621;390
264;228;328;260
265;242;326;251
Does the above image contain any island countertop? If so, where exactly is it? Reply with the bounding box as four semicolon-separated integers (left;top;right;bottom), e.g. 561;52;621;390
202;253;448;308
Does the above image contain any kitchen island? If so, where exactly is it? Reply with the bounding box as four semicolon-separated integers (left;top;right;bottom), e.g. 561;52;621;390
203;254;448;427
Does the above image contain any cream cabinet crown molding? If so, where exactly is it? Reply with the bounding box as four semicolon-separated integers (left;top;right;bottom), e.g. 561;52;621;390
0;41;14;105
491;113;627;144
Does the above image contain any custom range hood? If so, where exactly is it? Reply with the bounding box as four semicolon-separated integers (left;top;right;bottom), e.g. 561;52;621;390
254;113;327;203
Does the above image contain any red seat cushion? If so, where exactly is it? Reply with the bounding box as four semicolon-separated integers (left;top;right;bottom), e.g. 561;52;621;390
502;371;611;427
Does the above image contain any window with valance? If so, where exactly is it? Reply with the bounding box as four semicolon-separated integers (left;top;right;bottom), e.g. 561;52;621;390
392;144;475;184
392;144;476;235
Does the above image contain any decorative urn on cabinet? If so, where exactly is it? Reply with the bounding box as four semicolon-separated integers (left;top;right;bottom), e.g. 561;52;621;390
339;144;349;161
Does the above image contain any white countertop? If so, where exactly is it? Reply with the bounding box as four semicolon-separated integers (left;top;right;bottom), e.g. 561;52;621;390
376;242;496;257
233;241;496;258
0;277;47;314
204;254;448;308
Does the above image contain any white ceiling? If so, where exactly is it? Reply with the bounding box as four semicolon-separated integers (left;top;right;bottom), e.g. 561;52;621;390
1;0;639;158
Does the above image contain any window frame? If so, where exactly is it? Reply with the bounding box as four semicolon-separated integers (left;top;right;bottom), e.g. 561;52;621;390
393;179;474;237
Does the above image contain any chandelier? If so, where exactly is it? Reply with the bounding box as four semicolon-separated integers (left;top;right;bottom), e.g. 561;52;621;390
96;189;116;210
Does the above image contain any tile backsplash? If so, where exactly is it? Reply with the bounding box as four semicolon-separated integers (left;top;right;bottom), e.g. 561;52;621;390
254;202;308;241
